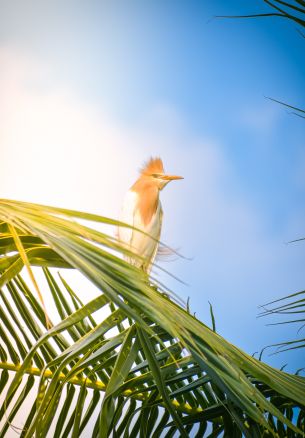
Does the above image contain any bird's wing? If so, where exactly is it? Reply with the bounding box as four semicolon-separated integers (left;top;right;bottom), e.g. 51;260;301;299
117;190;138;249
145;204;163;273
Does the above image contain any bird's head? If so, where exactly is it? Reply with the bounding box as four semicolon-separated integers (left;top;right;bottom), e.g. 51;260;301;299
140;157;183;190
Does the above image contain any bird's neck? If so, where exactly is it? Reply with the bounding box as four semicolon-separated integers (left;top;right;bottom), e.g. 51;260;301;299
131;178;159;226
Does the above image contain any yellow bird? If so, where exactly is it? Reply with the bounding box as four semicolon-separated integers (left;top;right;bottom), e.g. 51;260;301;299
118;157;183;273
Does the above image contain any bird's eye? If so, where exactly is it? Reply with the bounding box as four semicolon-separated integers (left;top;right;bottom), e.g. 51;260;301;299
151;173;159;178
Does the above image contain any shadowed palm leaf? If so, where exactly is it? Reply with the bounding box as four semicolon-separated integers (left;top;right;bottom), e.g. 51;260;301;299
258;238;305;355
259;289;305;354
216;1;305;119
216;0;305;29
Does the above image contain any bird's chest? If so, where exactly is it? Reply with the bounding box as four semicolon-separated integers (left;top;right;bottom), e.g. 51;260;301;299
131;200;162;258
119;189;162;259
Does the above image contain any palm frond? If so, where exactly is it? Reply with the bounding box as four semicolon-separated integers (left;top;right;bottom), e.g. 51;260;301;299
266;97;305;119
215;1;305;121
216;0;305;29
0;199;304;436
259;288;305;354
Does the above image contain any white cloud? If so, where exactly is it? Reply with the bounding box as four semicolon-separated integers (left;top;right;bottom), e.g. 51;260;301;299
0;46;292;277
0;46;231;245
0;48;134;217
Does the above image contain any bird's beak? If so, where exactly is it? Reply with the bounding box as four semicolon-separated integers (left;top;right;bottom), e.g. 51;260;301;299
162;174;184;181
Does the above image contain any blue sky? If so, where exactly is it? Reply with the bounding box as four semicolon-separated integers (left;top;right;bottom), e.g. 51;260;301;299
1;0;305;372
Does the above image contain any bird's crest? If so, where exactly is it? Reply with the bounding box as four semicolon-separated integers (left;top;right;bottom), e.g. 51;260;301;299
140;157;164;176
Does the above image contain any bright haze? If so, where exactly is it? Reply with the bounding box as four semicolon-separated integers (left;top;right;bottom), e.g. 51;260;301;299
0;0;304;371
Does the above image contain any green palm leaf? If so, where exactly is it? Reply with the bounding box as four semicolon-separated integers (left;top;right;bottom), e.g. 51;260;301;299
259;287;305;354
0;199;304;437
216;0;305;29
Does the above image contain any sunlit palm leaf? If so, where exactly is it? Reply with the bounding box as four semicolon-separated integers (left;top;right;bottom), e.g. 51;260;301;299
0;199;304;436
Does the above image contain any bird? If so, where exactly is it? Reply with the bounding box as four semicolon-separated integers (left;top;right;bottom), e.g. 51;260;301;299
118;157;183;274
